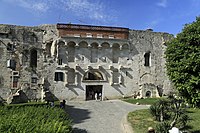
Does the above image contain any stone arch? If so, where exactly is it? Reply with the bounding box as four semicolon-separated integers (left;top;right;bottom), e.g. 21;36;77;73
120;43;130;64
101;42;110;48
79;41;88;48
67;41;76;62
112;43;120;63
90;42;99;63
58;41;67;65
100;42;111;63
67;41;76;47
91;42;98;48
83;70;105;81
112;43;120;48
57;38;66;45
58;40;65;46
122;43;129;49
78;41;90;62
145;90;151;98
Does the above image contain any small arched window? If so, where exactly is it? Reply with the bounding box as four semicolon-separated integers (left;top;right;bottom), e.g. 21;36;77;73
144;52;151;66
145;91;151;98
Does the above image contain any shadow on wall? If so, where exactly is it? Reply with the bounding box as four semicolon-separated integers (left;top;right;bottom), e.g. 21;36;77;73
112;85;124;95
99;66;111;78
67;86;79;96
44;78;51;91
65;105;90;124
10;90;29;104
44;91;59;102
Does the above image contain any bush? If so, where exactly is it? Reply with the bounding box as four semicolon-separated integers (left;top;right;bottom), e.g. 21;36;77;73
149;96;188;130
0;106;72;133
155;122;170;133
150;99;170;122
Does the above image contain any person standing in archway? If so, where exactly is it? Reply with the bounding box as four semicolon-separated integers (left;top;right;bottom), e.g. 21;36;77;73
95;93;98;101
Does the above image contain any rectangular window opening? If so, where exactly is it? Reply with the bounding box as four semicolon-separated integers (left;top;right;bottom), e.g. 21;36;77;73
55;72;64;81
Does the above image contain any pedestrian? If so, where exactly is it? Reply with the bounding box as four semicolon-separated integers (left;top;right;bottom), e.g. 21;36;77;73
62;100;66;108
95;93;98;101
60;100;63;108
99;93;102;101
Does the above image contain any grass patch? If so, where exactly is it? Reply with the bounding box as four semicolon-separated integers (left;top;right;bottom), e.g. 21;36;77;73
128;109;158;133
128;108;200;133
0;104;72;133
123;98;161;105
186;108;200;133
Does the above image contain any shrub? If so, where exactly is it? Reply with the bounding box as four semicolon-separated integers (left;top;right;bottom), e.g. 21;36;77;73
0;105;72;133
149;96;188;131
155;122;170;133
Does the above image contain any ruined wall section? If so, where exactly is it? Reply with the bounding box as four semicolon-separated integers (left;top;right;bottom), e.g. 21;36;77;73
129;30;174;97
0;24;59;102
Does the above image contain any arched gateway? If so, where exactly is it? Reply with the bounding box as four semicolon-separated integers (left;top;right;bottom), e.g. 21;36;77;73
83;70;105;100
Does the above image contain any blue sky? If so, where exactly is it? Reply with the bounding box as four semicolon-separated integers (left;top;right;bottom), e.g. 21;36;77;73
0;0;200;35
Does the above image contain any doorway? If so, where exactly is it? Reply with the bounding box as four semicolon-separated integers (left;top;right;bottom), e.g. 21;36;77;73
86;85;102;100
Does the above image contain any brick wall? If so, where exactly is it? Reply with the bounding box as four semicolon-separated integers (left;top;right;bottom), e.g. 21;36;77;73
57;24;129;39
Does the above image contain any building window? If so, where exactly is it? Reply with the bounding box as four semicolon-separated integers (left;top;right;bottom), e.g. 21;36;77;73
54;72;64;81
74;34;80;37
58;58;62;65
109;35;114;39
86;33;92;38
7;59;16;70
31;77;37;84
144;52;151;66
30;49;37;68
97;34;103;38
7;43;15;51
12;76;18;88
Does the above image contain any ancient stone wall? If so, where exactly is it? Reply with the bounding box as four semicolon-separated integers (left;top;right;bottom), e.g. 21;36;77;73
0;24;174;103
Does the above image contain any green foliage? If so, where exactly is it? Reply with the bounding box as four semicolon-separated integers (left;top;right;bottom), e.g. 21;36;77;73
149;99;170;122
0;106;72;133
165;17;200;107
123;98;160;105
149;96;188;131
128;108;200;132
155;122;170;133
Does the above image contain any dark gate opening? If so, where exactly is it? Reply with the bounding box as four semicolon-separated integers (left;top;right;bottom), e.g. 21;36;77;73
86;85;102;100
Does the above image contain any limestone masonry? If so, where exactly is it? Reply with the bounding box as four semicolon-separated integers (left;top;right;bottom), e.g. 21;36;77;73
0;23;173;103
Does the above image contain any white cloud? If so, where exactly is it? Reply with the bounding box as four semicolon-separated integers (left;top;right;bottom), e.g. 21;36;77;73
4;0;49;14
145;18;163;30
3;0;115;24
62;0;112;22
156;0;168;8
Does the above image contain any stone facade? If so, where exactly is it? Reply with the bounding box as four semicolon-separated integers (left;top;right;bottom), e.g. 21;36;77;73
0;23;173;103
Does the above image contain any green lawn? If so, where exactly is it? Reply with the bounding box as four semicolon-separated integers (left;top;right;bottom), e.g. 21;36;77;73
123;97;161;105
186;108;200;133
127;109;158;133
128;108;200;133
0;103;72;133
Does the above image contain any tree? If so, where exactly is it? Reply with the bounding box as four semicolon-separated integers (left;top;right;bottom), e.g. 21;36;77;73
165;17;200;107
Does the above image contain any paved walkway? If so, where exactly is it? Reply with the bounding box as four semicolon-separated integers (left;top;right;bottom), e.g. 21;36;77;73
65;100;149;133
